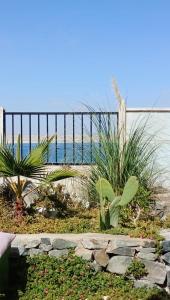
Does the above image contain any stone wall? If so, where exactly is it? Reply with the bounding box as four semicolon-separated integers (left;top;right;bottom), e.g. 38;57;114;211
10;233;170;292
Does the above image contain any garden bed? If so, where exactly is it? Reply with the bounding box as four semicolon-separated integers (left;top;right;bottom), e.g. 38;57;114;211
0;199;169;241
2;253;169;300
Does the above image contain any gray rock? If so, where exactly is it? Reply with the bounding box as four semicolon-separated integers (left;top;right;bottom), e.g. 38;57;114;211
142;260;167;285
137;252;158;261
75;247;93;261
39;244;53;252
134;279;158;289
107;239;140;251
11;246;26;257
91;260;103;272
142;240;156;248
49;249;69;258
162;252;170;264
106;256;132;275
52;239;77;249
136;247;156;254
25;239;40;249
81;239;108;250
107;247;136;257
94;249;109;267
167;271;170;288
28;248;44;256
22;182;39;208
41;238;51;245
162;241;170;253
106;238;155;252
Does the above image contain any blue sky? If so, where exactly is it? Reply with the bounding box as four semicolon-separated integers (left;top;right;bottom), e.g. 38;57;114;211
0;0;170;112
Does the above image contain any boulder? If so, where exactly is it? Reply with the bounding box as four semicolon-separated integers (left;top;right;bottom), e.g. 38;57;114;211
107;238;155;252
39;244;53;252
167;271;170;288
52;239;77;250
41;238;51;245
28;248;44;256
107;247;136;257
94;249;109;267
49;249;68;258
25;239;40;249
137;252;158;261
162;252;170;265
91;260;102;272
162;241;170;253
75;247;93;261
11;246;26;257
134;279;159;289
81;239;108;250
143;260;167;285
107;239;139;251
22;182;39;208
106;256;132;275
136;247;156;253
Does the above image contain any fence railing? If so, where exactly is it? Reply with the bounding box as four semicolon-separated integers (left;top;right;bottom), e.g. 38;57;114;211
3;111;118;165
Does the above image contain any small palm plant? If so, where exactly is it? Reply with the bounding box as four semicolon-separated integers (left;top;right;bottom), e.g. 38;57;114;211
0;135;78;218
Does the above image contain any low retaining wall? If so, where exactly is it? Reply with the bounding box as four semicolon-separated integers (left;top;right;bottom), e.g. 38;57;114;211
11;232;170;292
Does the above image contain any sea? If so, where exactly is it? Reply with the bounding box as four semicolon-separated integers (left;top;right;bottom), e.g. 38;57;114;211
14;142;95;164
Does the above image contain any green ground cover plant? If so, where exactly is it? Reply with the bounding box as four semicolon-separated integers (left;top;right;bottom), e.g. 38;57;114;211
0;198;166;241
125;259;148;279
1;253;169;300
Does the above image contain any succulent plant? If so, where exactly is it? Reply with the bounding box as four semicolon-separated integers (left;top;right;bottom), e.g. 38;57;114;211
96;176;139;229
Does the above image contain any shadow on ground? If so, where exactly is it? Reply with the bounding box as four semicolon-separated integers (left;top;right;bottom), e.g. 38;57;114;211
2;256;28;300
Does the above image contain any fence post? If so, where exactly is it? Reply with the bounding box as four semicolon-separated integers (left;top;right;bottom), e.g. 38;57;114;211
0;107;5;145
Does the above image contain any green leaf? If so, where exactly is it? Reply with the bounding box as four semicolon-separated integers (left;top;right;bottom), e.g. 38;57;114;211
109;206;120;227
16;135;21;162
118;176;139;207
95;178;115;204
44;169;78;183
110;195;121;207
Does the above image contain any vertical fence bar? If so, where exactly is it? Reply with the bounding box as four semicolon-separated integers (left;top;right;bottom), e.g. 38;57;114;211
20;114;23;158
55;114;58;163
64;114;66;163
81;113;84;163
12;114;14;155
73;113;75;164
29;114;31;153
38;114;40;144
90;113;93;163
108;112;111;135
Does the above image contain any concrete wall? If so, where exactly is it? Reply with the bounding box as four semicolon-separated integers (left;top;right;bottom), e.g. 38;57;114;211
126;109;170;188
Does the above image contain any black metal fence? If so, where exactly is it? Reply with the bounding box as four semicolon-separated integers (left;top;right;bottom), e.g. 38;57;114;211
4;111;118;165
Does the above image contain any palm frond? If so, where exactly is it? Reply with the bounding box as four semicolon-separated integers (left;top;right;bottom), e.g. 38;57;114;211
25;135;54;166
44;169;79;183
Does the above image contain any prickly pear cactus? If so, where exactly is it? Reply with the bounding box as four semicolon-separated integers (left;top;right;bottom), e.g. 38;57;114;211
96;176;139;229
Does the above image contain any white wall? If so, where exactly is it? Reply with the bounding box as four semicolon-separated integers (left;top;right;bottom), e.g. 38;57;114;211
126;109;170;188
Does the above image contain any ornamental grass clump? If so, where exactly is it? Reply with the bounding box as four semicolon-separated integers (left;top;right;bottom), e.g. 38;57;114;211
87;112;159;224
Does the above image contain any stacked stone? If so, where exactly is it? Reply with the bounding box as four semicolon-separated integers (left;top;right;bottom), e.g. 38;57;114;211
11;235;170;291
